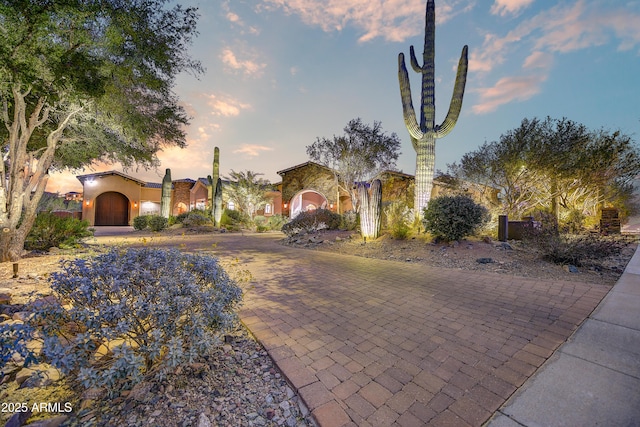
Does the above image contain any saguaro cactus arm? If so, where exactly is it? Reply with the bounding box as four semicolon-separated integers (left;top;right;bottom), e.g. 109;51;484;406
398;53;424;146
435;45;468;138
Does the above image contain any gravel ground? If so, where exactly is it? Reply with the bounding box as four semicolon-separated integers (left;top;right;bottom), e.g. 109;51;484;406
0;250;316;427
72;325;315;427
285;229;637;286
1;230;636;427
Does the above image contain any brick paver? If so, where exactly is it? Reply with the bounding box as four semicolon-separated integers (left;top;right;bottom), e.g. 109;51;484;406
151;233;611;426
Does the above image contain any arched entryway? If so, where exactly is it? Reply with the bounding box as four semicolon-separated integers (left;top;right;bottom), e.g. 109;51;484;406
289;189;328;218
95;192;130;225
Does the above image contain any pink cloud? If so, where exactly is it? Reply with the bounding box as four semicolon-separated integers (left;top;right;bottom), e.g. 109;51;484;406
490;0;534;17
232;144;275;157
472;74;547;114
220;48;266;77
205;94;251;117
262;0;476;43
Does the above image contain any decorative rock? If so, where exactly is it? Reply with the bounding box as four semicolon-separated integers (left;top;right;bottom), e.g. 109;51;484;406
0;293;11;305
496;242;513;251
335;236;342;242
4;410;31;427
197;413;212;427
476;258;493;264
12;311;31;322
564;265;579;273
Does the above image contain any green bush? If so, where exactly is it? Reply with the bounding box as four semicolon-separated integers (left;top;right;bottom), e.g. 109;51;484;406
182;212;211;227
148;215;168;232
221;209;248;228
422;195;489;242
25;212;93;250
281;209;341;237
133;215;149;230
340;211;358;231
384;202;412;240
4;247;243;394
267;215;287;231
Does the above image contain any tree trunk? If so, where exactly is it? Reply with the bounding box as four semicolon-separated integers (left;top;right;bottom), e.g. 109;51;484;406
414;137;436;218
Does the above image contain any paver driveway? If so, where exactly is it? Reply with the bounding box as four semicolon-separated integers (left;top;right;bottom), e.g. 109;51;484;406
125;232;610;426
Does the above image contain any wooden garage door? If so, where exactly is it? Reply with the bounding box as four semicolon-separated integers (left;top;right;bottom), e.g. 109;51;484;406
95;192;129;225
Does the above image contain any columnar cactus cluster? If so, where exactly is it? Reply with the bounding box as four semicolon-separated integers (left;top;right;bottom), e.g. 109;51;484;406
358;179;382;240
398;0;468;218
161;168;172;218
211;147;222;227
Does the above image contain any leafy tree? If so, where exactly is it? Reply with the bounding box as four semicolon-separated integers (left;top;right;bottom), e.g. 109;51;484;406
224;170;271;219
450;119;542;217
0;0;202;261
306;118;401;212
451;117;640;223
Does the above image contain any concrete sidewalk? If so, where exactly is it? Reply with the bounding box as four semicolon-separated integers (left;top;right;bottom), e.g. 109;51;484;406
486;245;640;427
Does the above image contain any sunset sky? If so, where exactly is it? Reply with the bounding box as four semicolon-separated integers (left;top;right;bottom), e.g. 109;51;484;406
48;0;640;193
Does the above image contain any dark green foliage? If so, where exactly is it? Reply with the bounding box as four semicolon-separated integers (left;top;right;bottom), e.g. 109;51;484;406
133;214;168;231
281;209;341;237
133;215;149;230
422;195;489;241
148;215;168;232
24;212;93;250
0;0;202;261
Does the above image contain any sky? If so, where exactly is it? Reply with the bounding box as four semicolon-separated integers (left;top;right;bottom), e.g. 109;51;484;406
47;0;640;193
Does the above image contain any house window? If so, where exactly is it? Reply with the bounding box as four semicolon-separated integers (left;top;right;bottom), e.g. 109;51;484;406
228;201;235;210
265;204;272;214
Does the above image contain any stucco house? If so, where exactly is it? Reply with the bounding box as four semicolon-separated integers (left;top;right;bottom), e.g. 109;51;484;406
76;161;488;226
78;171;217;226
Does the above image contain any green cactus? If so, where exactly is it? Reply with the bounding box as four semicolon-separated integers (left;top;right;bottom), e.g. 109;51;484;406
214;178;222;227
358;179;382;240
161;168;172;218
211;147;220;219
398;0;468;218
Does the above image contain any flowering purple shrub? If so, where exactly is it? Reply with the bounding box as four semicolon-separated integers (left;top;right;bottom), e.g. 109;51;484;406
24;247;242;392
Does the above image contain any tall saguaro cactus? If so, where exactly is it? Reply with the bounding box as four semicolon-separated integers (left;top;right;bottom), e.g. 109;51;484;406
161;168;172;218
210;147;220;219
398;0;468;218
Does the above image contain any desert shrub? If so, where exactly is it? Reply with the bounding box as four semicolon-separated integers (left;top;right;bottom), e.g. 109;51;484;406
168;215;178;226
25;212;93;250
221;209;249;228
384;202;412;240
340;211;358;231
422;195;489;242
12;247;242;393
267;215;287;231
182;213;211;227
175;212;190;223
133;215;149;230
147;215;168;232
523;227;625;266
561;209;585;234
281;209;341;237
